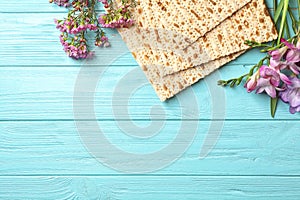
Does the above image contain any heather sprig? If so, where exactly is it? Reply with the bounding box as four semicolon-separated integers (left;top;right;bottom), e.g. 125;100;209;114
51;0;135;59
49;0;71;7
98;0;136;28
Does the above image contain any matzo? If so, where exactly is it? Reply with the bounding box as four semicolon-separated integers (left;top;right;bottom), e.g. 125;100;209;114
143;51;244;101
134;0;251;43
118;0;278;100
119;0;277;78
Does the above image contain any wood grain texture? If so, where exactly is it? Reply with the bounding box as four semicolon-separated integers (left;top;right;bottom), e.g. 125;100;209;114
0;176;300;200
0;0;288;13
0;13;268;66
0;66;299;120
1;0;300;199
0;121;299;175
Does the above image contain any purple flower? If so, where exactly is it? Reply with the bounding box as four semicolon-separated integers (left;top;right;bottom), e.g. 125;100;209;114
261;65;291;85
98;6;135;29
245;71;259;92
256;77;277;98
255;65;283;98
268;39;300;74
244;64;292;98
51;0;70;7
259;65;280;86
269;46;288;71
59;34;92;59
279;76;300;114
87;24;98;31
285;62;300;75
269;46;288;61
78;24;86;31
281;39;300;62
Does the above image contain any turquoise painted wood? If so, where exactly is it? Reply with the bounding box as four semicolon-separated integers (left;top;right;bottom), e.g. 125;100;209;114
0;121;300;175
0;0;300;199
1;176;300;199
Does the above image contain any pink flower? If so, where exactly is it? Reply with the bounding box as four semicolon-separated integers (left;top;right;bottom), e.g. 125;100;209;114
244;71;259;92
51;0;70;7
256;78;277;98
269;46;288;61
255;66;283;98
261;65;291;85
88;24;98;31
59;34;92;59
279;76;300;114
259;65;281;86
269;46;288;70
270;39;300;75
95;35;110;47
98;5;135;29
281;38;300;63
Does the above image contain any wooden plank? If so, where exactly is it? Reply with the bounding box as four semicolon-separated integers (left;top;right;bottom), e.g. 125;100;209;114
0;121;299;175
0;13;278;66
0;66;299;120
0;176;300;199
0;13;132;66
0;1;281;13
0;1;104;13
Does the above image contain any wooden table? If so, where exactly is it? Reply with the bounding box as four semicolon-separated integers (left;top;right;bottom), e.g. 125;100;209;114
1;1;300;199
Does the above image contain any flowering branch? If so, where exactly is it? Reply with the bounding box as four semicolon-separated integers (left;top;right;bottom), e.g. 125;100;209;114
218;56;269;88
50;0;135;59
98;0;136;28
219;0;300;116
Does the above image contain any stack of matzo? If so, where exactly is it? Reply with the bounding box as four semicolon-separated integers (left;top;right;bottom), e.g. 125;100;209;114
118;0;278;101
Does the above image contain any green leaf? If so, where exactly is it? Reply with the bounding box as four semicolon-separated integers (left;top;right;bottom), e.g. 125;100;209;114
274;0;284;23
271;97;279;118
277;0;289;45
298;0;300;22
274;0;277;12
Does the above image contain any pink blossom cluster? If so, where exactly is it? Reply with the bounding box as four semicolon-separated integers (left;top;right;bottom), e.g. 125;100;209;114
98;15;135;28
55;14;99;59
98;1;135;28
49;0;71;7
53;0;113;59
95;35;110;47
245;39;300;114
59;34;93;59
52;0;135;59
98;0;109;7
55;18;98;35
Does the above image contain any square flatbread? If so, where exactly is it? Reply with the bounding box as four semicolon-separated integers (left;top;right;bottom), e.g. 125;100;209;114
118;0;278;100
134;0;251;44
144;51;245;101
119;0;277;77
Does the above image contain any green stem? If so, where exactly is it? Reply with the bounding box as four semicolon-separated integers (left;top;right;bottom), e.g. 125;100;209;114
261;35;297;52
274;0;284;23
298;0;300;23
277;0;289;45
218;56;269;87
245;40;271;48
